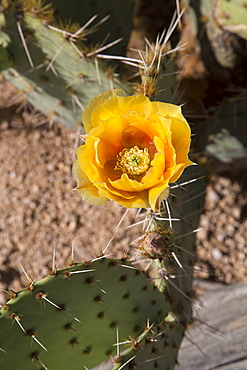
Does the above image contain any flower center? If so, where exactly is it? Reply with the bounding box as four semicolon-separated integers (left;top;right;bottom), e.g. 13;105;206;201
115;146;150;176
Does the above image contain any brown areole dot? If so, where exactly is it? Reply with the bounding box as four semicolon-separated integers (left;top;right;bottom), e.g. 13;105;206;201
119;275;128;282
97;312;104;319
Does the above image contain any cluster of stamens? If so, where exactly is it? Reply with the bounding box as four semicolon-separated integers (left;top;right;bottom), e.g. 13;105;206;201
115;146;150;176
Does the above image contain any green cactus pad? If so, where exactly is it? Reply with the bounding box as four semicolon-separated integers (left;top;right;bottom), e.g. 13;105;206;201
189;0;247;73
0;46;12;70
206;128;247;163
0;258;171;370
113;320;184;370
217;0;247;39
48;0;135;56
1;6;129;129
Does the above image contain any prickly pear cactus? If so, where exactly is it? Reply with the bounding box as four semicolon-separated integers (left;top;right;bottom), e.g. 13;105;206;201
188;0;247;79
0;3;210;369
0;258;183;370
212;0;247;40
0;1;132;129
49;0;136;56
204;93;247;173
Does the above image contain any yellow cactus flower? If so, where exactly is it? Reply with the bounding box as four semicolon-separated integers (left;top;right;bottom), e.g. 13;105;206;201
73;89;193;211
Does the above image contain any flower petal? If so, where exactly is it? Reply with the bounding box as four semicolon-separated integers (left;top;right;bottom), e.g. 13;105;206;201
152;102;191;148
109;173;159;192
148;164;183;211
72;160;108;206
90;93;153;130
97;183;149;209
170;118;191;148
152;101;185;121
83;89;125;133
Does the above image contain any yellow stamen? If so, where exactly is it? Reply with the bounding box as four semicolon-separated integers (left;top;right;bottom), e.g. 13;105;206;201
115;146;150;176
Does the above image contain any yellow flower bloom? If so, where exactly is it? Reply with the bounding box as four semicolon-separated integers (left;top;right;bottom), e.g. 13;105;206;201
73;89;193;211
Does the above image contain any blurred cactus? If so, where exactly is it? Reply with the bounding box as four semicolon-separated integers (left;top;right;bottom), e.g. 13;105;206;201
187;0;247;80
204;93;247;173
206;128;247;164
48;0;137;57
213;0;247;40
0;0;134;129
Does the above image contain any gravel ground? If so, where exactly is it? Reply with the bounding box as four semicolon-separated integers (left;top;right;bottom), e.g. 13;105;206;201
195;176;247;284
